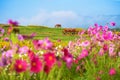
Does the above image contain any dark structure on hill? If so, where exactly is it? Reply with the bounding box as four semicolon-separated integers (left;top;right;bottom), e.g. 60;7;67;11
55;24;61;28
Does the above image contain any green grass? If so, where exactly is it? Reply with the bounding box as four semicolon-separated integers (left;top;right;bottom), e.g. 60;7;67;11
19;26;79;42
3;25;80;42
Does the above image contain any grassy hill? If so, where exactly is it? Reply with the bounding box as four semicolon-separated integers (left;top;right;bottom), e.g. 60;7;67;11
19;26;79;42
1;24;79;42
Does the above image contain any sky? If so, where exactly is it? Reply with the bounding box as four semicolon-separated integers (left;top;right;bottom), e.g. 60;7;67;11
0;0;120;28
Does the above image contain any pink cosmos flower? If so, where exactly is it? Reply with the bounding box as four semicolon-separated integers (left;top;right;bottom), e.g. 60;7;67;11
18;46;29;54
33;38;53;50
78;30;85;36
103;25;109;32
89;27;98;35
118;52;120;56
14;59;27;73
76;65;80;72
96;33;101;40
88;26;93;32
68;41;75;50
0;27;4;37
63;56;73;69
110;21;116;26
81;40;90;47
43;52;56;67
33;39;43;50
30;56;42;73
109;68;116;76
73;59;79;64
0;27;4;34
41;38;53;50
99;25;103;31
109;47;115;56
0;55;11;66
78;49;88;60
98;48;104;56
57;60;62;67
109;44;115;47
2;50;14;58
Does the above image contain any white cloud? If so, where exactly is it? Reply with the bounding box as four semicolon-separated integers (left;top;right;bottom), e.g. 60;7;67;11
18;10;120;28
18;11;79;27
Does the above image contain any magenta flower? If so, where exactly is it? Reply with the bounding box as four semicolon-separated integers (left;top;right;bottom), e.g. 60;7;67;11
28;50;35;60
44;64;51;74
78;49;88;60
18;33;36;40
62;48;73;68
110;21;116;26
103;44;108;52
14;59;27;73
17;34;24;41
102;31;114;40
62;48;71;56
43;52;56;67
94;23;99;27
30;32;36;38
32;39;43;50
63;56;73;68
8;19;14;25
33;38;53;50
3;37;9;41
30;56;42;73
8;19;19;26
109;68;116;76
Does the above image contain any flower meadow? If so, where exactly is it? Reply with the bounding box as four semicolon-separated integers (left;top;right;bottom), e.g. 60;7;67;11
0;20;120;80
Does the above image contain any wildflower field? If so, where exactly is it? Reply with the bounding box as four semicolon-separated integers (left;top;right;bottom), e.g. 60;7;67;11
0;20;120;80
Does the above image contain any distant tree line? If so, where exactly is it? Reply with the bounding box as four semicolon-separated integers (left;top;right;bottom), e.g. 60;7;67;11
111;28;120;31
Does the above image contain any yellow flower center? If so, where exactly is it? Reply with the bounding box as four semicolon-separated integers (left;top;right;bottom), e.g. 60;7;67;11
18;64;22;69
49;56;53;61
43;42;47;47
32;62;36;66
